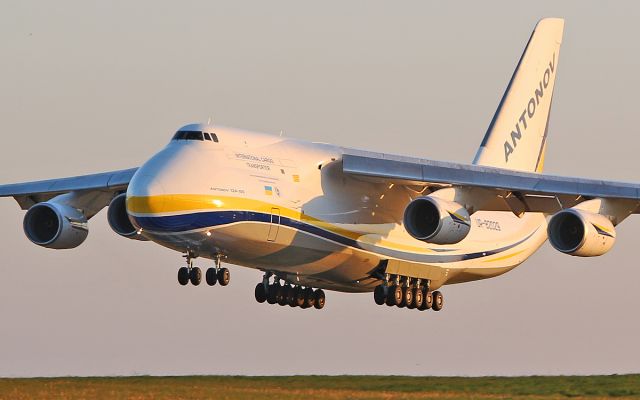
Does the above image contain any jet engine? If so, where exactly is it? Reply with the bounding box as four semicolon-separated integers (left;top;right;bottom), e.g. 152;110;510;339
23;202;88;249
107;193;147;240
403;196;471;244
547;208;616;257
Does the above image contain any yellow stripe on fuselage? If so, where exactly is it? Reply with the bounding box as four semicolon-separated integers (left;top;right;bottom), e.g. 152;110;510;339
482;249;527;263
127;194;449;255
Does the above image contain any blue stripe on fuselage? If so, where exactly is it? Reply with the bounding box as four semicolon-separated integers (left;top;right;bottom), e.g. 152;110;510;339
130;211;537;263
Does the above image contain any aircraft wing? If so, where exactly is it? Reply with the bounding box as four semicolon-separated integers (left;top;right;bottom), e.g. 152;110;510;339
0;168;138;210
341;150;640;215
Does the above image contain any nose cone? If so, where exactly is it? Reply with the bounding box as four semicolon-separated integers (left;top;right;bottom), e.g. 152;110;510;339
126;144;193;216
126;172;167;216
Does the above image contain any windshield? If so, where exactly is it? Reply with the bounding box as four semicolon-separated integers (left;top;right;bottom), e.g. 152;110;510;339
172;130;203;141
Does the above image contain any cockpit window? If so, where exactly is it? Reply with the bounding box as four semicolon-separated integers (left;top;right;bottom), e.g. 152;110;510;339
172;130;219;143
172;130;203;141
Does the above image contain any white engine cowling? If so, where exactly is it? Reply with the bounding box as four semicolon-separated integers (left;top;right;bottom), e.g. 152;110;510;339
107;193;147;240
23;202;88;249
403;196;471;244
547;208;616;257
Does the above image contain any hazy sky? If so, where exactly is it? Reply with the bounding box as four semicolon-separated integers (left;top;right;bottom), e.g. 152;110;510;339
1;1;640;377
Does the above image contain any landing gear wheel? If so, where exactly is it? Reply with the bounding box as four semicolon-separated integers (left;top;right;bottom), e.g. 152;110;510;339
286;286;297;307
294;287;305;307
432;290;444;311
267;283;279;304
189;267;202;286
217;267;230;286
402;287;413;309
412;288;423;309
205;268;217;286
177;267;189;286
303;288;316;308
255;283;267;303
419;290;433;311
277;285;289;306
373;285;386;305
386;285;402;306
314;289;326;309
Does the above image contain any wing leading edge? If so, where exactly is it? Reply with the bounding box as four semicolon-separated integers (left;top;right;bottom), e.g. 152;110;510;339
0;168;138;209
341;150;640;214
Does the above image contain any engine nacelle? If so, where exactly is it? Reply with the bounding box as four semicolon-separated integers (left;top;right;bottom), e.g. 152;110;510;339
23;202;88;249
403;196;471;244
547;208;616;257
107;193;147;240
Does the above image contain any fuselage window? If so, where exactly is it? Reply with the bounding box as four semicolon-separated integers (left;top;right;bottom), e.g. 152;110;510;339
210;133;219;143
204;133;212;141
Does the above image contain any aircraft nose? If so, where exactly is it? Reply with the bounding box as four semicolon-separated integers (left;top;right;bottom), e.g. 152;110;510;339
126;172;168;216
125;143;194;220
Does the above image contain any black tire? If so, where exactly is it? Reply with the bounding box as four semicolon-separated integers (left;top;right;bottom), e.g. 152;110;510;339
403;287;413;309
277;285;289;306
314;289;326;309
177;267;189;286
373;285;386;305
386;285;401;306
267;283;279;304
255;283;267;303
303;287;315;308
286;285;297;307
421;290;433;310
412;287;423;309
217;267;230;286
418;288;433;311
432;290;444;311
205;268;217;286
294;287;305;307
189;267;202;286
274;284;283;304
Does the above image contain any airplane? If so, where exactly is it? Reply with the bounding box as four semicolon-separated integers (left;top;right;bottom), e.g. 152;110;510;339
1;18;636;312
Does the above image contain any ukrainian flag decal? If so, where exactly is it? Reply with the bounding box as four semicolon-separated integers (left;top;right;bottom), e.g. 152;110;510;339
264;185;273;195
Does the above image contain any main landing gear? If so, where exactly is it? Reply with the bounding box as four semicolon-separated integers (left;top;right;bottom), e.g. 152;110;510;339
178;253;230;287
254;272;326;310
373;275;443;312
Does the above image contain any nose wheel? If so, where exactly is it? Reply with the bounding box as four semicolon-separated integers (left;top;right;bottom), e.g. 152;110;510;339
177;252;230;288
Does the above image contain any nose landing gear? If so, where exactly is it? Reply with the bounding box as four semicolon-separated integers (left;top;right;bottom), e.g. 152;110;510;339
254;272;326;310
178;252;230;288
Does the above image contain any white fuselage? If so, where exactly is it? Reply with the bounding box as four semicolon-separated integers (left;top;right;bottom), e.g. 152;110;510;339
125;126;548;292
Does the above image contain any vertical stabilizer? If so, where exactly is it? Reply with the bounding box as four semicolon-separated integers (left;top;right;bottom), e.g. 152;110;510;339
473;18;564;172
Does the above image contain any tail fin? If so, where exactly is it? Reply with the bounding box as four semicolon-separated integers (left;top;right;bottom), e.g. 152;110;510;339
473;18;564;172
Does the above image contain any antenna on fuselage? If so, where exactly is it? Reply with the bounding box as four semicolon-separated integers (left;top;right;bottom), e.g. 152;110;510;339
279;130;284;137
207;116;213;126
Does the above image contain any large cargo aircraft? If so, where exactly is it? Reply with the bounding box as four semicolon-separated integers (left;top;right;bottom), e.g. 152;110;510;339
1;18;635;312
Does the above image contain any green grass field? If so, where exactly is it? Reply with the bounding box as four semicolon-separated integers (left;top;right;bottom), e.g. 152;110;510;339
1;375;639;399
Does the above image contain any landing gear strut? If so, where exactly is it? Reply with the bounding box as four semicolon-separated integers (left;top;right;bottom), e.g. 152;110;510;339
254;272;326;310
373;274;444;312
178;252;230;288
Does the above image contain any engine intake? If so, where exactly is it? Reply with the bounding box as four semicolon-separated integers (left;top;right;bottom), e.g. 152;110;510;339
23;202;88;249
547;208;616;257
403;196;471;244
107;193;147;240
